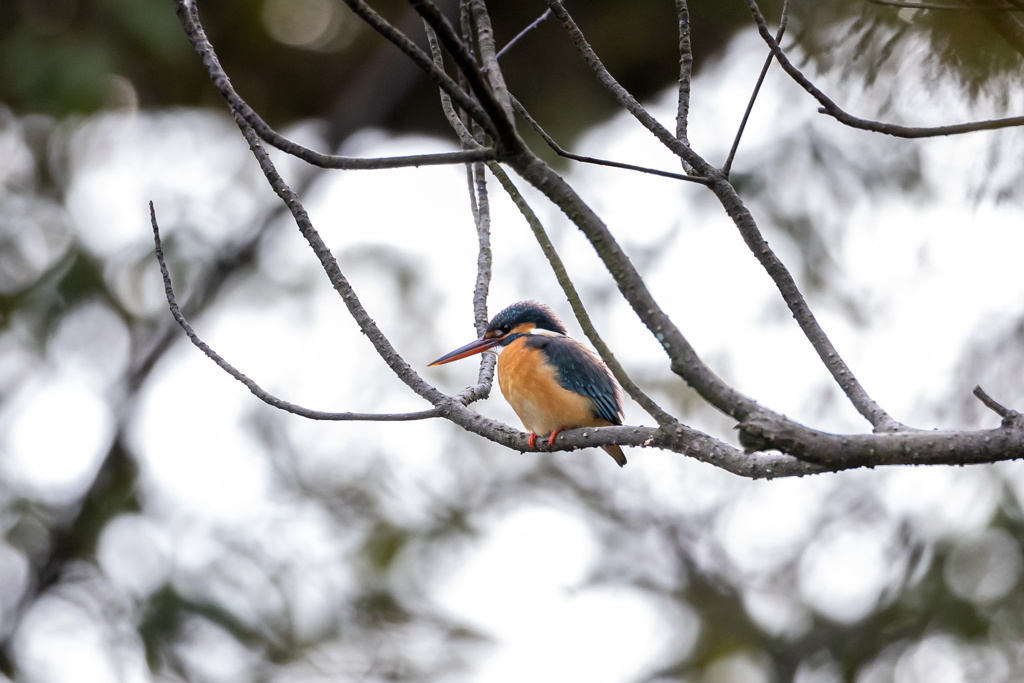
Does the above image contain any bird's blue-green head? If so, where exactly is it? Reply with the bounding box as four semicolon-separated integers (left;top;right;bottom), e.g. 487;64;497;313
428;301;567;366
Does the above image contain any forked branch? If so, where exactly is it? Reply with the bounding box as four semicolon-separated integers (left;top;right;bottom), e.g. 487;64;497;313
150;202;442;422
174;1;495;169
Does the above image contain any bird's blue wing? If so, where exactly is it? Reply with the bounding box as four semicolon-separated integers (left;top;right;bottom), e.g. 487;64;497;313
531;336;623;425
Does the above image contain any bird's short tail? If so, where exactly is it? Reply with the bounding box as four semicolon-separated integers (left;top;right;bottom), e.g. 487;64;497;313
602;445;627;467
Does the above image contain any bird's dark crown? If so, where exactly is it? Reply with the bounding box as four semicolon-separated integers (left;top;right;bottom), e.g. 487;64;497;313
486;301;567;338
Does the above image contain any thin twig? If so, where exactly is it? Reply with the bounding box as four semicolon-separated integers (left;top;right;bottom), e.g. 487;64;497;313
867;0;1019;9
470;163;493;334
545;0;707;172
468;0;514;122
675;0;694;156
973;385;1014;418
425;23;479;146
511;96;710;185
465;160;497;396
335;0;499;138
744;0;1024;138
705;172;904;430
427;19;496;391
723;0;790;176
495;9;553;60
487;164;678;427
173;0;495;169
407;0;520;148
150;202;440;422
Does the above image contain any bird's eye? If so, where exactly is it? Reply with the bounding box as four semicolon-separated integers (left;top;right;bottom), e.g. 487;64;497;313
502;324;512;333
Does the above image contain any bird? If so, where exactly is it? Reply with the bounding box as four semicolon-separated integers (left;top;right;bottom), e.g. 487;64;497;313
429;301;627;467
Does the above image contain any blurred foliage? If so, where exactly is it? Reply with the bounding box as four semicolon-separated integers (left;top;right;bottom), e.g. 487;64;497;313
0;0;780;144
1;1;1024;682
795;0;1024;102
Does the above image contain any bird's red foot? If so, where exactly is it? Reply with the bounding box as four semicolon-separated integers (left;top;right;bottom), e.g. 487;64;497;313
546;429;562;448
528;433;537;449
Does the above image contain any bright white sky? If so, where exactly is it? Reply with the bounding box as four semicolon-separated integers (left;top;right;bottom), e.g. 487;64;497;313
4;26;1024;683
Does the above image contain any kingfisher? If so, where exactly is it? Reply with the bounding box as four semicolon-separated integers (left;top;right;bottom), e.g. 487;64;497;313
429;301;627;467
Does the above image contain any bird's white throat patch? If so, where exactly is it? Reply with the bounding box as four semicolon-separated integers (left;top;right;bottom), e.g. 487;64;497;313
527;327;564;337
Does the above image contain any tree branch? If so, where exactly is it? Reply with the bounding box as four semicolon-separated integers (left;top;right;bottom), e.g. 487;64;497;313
150;202;442;422
510;96;710;184
425;23;479;146
464;161;498;399
166;6;787;472
406;0;520;149
173;1;494;169
467;0;514;122
866;0;1020;10
745;0;1024;138
738;410;1024;469
675;0;694;159
504;147;765;423
723;0;790;176
545;0;707;172
973;385;1017;420
495;8;553;61
336;0;500;138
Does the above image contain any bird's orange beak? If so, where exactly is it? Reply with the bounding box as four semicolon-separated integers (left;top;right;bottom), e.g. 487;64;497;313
428;336;503;366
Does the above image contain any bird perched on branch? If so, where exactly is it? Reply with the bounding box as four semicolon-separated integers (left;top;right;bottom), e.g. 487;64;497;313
429;301;627;466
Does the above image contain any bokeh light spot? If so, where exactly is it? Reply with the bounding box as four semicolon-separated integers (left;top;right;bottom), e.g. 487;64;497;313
2;371;114;503
262;0;351;52
945;529;1023;604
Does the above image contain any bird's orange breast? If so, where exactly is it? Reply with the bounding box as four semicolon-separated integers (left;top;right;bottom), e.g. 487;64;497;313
497;336;612;436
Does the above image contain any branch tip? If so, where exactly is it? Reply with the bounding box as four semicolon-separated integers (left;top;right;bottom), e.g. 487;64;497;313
973;385;1015;419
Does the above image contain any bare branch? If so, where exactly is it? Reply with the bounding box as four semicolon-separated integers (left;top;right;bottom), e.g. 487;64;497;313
738;411;1024;469
495;8;553;61
150;202;440;422
544;0;708;173
469;163;494;334
425;23;479;147
468;0;514;122
511;96;711;184
465;163;497;396
707;172;904;431
425;21;494;336
335;0;500;138
745;0;1024;138
723;0;790;177
173;0;494;169
973;385;1016;419
675;0;694;156
406;0;520;148
866;0;1020;9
